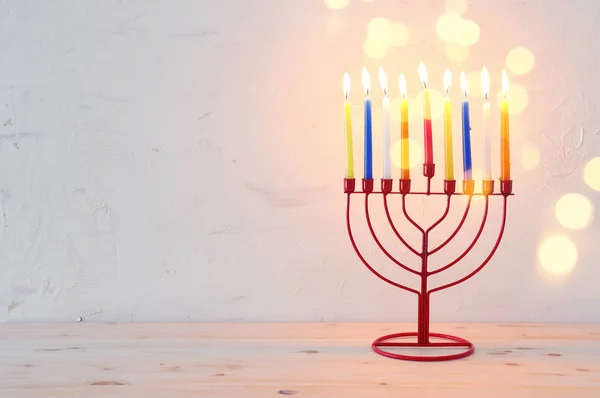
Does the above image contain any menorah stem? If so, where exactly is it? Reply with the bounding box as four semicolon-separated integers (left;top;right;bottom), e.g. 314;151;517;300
418;231;430;344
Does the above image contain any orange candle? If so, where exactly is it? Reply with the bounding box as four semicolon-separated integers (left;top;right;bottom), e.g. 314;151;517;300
500;71;511;181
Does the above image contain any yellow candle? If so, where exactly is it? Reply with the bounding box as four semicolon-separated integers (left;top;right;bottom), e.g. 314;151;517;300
399;74;410;180
500;71;510;181
419;63;433;166
443;69;454;181
343;73;354;179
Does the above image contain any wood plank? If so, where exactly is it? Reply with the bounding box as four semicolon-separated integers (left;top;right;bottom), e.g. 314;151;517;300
0;323;599;397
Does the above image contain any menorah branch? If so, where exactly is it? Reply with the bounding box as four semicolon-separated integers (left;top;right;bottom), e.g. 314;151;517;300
383;195;421;257
429;197;472;255
365;195;420;275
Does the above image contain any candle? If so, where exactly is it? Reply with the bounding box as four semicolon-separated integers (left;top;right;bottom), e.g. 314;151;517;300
343;73;354;179
399;74;410;180
501;70;511;181
380;67;391;179
460;72;473;181
419;62;434;167
481;67;491;181
443;69;454;181
362;67;373;180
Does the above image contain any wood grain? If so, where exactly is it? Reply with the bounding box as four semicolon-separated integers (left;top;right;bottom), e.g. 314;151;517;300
0;323;599;397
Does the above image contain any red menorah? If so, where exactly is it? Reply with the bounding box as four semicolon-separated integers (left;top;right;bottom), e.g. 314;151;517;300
344;172;513;361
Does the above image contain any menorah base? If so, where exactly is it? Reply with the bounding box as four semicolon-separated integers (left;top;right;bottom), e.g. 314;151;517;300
371;332;474;362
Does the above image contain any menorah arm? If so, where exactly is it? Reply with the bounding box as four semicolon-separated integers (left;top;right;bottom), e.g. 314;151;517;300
346;194;420;295
382;195;421;257
428;196;489;276
428;196;508;294
402;195;425;233
365;196;420;275
429;197;472;255
425;195;452;234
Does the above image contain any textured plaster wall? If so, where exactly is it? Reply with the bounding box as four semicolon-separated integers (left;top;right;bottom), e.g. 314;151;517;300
0;0;599;322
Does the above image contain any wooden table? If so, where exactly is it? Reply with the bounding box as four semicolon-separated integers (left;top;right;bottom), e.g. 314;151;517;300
1;323;599;397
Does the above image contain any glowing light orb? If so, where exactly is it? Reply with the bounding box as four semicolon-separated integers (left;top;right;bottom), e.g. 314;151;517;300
363;37;388;58
457;19;480;46
367;17;393;41
496;82;528;114
538;236;577;277
520;143;540;171
467;70;482;97
555;193;594;230
436;12;462;43
389;23;409;47
506;47;535;75
324;0;351;10
584;157;600;191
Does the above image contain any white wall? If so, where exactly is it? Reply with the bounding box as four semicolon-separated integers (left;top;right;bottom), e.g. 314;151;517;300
0;0;599;322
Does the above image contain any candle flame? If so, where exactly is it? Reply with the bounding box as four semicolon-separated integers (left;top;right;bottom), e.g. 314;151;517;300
481;66;490;101
502;70;509;99
444;69;452;95
362;67;370;95
379;67;388;96
399;74;407;98
419;62;428;88
343;73;350;99
460;71;468;98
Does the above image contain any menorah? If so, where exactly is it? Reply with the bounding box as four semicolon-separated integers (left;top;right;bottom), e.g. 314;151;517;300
344;172;513;361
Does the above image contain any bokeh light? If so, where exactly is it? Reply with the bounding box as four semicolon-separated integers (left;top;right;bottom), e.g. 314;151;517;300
367;17;393;41
446;43;470;62
555;193;594;230
445;0;468;15
389;23;409;47
584;157;600;191
538;236;577;278
520;143;540;171
496;82;528;114
363;37;388;58
506;47;535;75
412;90;445;121
324;0;351;10
457;20;480;46
391;138;423;169
436;12;462;43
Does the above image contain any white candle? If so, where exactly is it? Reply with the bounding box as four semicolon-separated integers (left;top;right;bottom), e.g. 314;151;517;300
380;67;391;179
481;67;491;181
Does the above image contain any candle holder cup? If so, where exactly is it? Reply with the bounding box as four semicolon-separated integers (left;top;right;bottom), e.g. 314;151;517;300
344;173;513;361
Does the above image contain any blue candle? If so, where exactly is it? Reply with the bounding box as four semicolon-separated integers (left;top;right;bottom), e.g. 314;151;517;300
362;68;373;179
460;72;472;180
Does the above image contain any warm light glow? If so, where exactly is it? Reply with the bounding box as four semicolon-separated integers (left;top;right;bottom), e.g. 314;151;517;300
391;138;423;169
379;67;388;95
419;62;428;88
481;66;489;101
502;70;509;99
584;157;600;191
399;74;407;98
389;23;409;47
415;90;445;120
362;67;370;95
367;17;393;41
460;71;468;97
506;47;535;75
538;236;577;278
444;69;452;95
467;70;482;98
497;82;527;115
555;193;594;230
457;19;480;46
445;43;470;62
324;0;351;10
436;12;461;43
363;37;388;58
343;73;350;99
445;0;468;15
520;143;540;171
